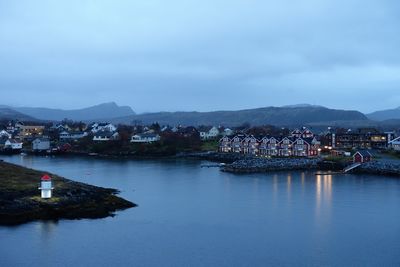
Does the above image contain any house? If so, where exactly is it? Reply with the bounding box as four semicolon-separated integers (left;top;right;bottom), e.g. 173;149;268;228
307;137;321;156
177;127;200;139
231;135;245;153
219;136;232;152
324;128;389;149
292;138;309;157
0;130;12;139
219;134;320;157
388;136;400;151
32;138;50;151
242;135;259;155
353;150;372;163
199;126;220;140
266;137;279;156
6;121;15;132
292;137;321;157
18;124;45;139
131;133;161;143
223;128;234;136
91;123;117;133
278;137;292;157
93;131;119;141
4;139;23;150
291;127;314;139
258;137;269;156
59;131;87;140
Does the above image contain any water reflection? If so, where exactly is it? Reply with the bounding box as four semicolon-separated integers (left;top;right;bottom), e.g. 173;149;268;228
315;174;333;224
35;221;58;244
287;173;292;201
1;155;400;266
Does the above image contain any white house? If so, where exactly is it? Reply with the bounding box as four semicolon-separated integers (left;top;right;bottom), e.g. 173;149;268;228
5;139;23;150
91;123;117;133
0;130;12;139
59;131;87;140
131;133;161;143
389;136;400;151
93;131;119;141
32;138;50;151
223;128;234;136
199;126;220;140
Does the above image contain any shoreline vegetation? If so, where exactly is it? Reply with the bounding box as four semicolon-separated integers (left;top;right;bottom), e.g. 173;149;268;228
0;161;136;226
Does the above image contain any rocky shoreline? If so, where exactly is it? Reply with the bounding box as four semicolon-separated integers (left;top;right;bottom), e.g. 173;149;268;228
221;157;400;177
222;157;321;173
353;161;400;176
0;161;136;226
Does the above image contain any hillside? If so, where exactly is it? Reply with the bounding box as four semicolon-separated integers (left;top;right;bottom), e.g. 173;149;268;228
0;108;37;121
112;106;368;126
7;102;135;121
367;107;400;121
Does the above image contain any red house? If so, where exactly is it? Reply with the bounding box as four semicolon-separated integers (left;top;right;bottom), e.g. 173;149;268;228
353;151;372;163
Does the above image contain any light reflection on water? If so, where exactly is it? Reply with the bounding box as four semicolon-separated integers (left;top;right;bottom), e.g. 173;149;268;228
0;155;399;267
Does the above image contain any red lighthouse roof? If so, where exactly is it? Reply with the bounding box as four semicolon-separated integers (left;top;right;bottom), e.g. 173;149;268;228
41;174;51;181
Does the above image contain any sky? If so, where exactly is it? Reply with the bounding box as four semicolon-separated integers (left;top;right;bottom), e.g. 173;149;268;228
1;0;400;114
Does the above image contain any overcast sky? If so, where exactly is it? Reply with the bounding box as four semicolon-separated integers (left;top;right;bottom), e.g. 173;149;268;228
1;0;400;113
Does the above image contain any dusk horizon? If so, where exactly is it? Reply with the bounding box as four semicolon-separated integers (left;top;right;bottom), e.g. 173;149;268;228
2;101;399;115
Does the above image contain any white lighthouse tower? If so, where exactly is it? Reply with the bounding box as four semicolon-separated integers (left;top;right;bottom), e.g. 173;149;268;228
39;174;54;199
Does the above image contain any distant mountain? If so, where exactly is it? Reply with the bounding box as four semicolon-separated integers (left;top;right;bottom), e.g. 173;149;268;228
112;106;368;127
5;102;135;122
0;108;37;121
281;104;324;108
367;107;400;121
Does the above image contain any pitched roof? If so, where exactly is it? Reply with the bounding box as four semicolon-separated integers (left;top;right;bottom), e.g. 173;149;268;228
94;131;115;137
354;150;372;157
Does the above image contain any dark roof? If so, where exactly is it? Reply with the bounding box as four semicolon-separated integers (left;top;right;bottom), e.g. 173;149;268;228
354;150;372;157
197;126;213;132
95;131;114;137
33;138;50;142
136;133;159;138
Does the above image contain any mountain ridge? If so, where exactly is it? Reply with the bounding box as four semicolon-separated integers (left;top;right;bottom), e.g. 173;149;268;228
0;108;37;121
4;103;400;128
110;106;368;127
2;102;135;121
367;106;400;121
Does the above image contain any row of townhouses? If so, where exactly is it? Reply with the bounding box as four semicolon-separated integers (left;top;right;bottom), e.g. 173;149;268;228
219;128;321;157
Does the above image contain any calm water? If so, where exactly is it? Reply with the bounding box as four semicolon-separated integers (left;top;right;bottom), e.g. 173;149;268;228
1;155;400;267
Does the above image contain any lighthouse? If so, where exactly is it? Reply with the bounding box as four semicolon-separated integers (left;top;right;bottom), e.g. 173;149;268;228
39;174;54;199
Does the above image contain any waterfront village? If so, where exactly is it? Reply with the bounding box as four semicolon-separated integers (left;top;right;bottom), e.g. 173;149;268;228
2;119;400;225
1;119;400;162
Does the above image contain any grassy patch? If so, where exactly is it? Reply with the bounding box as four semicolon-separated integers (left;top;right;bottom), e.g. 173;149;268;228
200;140;218;151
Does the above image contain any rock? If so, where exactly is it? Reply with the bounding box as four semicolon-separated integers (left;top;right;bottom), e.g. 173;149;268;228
0;161;137;226
222;157;321;173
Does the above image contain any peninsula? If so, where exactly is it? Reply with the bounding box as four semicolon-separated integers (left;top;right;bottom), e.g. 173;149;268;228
0;161;136;226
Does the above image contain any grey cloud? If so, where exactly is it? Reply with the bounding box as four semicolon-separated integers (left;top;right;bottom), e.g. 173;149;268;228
0;0;400;113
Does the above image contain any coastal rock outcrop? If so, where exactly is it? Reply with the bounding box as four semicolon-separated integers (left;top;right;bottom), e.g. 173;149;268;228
0;161;136;226
222;157;321;173
354;161;400;176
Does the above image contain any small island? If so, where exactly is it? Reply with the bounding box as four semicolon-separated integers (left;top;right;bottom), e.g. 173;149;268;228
0;161;136;226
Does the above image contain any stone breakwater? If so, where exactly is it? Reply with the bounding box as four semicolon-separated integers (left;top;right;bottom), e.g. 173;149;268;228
353;161;400;176
222;158;321;173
